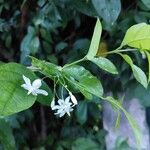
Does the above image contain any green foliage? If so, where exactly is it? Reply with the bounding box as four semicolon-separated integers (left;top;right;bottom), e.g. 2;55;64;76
121;23;150;50
0;63;37;116
62;65;104;98
90;57;118;74
75;101;88;125
119;54;148;88
72;138;100;150
0;118;16;150
92;0;121;24
86;19;102;60
0;0;150;149
141;0;150;9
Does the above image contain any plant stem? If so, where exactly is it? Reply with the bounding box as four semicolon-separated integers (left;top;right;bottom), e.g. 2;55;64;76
62;56;87;69
102;48;137;55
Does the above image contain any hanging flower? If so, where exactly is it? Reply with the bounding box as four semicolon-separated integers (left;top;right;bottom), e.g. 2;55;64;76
68;91;78;106
21;75;48;96
51;96;74;117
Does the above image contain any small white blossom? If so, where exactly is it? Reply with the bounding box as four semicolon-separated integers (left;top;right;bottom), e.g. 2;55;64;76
51;96;74;117
21;75;48;96
141;52;146;59
69;91;78;106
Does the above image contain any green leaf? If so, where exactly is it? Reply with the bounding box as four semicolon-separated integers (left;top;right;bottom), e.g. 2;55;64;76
104;96;141;146
72;0;97;17
31;56;62;79
119;54;133;65
90;57;118;74
121;23;150;50
72;138;100;150
76;101;87;125
132;64;148;88
62;65;103;97
55;42;68;52
86;19;102;60
0;63;37;116
141;0;150;9
120;54;148;88
92;0;121;24
20;26;36;63
30;36;40;54
145;51;150;83
0;119;16;150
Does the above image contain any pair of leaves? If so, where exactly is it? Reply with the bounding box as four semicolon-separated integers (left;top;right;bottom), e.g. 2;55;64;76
31;56;104;99
86;19;118;74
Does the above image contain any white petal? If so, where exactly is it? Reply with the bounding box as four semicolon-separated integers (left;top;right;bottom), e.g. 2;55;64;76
21;84;30;90
58;99;65;105
54;109;64;115
35;89;48;96
27;90;33;95
32;79;42;89
69;92;78;105
23;75;31;86
65;96;70;103
66;111;71;116
51;99;55;109
59;111;66;117
51;105;62;110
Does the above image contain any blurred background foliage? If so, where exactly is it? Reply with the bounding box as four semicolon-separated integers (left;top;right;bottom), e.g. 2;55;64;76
0;0;150;149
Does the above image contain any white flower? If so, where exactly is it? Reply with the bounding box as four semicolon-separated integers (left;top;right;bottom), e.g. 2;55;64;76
69;91;78;106
141;52;146;59
21;75;48;96
51;96;74;117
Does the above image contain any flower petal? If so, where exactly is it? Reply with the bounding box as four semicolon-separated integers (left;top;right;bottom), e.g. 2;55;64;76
23;75;31;86
51;99;55;109
35;89;48;96
58;99;65;105
32;79;42;89
65;96;71;104
51;105;61;110
21;84;29;90
59;111;66;117
69;91;78;105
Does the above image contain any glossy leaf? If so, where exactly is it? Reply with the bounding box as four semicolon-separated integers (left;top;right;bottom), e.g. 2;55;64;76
121;23;150;50
86;19;102;60
62;65;103;97
120;53;148;88
0;119;16;150
0;63;37;116
132;64;148;88
92;0;121;24
90;57;118;74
